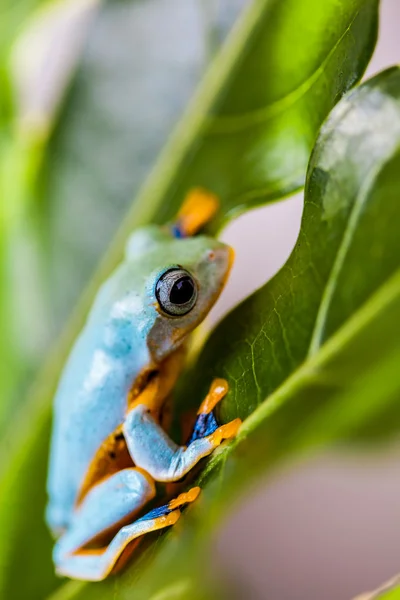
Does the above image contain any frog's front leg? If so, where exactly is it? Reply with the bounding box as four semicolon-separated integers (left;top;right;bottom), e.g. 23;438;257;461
124;379;241;482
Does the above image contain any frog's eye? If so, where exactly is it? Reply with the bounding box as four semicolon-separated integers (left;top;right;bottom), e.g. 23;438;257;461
155;268;198;317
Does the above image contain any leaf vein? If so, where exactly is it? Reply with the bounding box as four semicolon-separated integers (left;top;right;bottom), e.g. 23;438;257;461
206;9;362;134
308;159;395;356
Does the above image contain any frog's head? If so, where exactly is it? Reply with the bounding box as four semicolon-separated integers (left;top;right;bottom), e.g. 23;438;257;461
125;226;233;363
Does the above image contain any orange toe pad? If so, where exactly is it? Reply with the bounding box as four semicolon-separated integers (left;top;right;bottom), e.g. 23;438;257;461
208;418;241;447
168;487;201;510
198;378;229;415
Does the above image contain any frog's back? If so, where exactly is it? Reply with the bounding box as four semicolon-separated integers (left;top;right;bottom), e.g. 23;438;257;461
46;263;151;533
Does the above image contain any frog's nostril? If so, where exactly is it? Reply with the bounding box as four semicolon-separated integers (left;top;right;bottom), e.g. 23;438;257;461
207;250;215;261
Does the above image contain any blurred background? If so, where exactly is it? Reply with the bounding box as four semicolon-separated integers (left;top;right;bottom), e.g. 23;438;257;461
1;0;399;598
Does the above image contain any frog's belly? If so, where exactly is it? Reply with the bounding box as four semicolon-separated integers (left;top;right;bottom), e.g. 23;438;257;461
46;350;146;533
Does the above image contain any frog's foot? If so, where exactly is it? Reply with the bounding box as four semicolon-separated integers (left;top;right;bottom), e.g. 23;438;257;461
172;188;219;238
56;487;200;581
188;378;241;445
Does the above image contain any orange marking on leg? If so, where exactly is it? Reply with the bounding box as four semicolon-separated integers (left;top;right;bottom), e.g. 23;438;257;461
76;427;133;505
168;486;201;510
198;378;229;415
208;418;241;447
177;188;219;236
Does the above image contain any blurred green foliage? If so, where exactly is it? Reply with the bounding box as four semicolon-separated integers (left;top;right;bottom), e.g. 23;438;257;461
2;0;400;599
382;587;400;600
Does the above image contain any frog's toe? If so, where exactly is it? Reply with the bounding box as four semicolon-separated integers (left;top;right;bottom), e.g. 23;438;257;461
208;419;242;448
198;378;228;415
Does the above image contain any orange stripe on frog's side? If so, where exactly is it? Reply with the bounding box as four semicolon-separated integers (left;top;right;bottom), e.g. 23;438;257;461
128;346;185;413
76;427;133;506
76;349;185;505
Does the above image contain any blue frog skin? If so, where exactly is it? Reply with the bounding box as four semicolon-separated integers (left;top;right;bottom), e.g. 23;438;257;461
46;190;241;581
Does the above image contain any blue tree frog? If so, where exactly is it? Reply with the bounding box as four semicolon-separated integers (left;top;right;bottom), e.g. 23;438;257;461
46;189;241;581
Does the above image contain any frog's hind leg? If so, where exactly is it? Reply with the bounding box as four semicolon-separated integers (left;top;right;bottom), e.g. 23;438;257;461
55;487;200;581
54;467;154;580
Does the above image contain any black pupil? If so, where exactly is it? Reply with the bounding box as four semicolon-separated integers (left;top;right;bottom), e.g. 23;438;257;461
170;276;194;305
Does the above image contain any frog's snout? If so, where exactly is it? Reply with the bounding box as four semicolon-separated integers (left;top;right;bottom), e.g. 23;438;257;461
198;244;234;299
207;244;234;262
206;243;234;278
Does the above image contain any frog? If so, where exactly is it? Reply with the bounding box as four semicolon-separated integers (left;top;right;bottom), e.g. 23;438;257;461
46;189;241;582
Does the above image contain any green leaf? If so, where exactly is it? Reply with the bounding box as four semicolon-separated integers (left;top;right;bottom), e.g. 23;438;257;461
0;0;94;429
0;0;50;123
186;66;400;425
380;587;400;600
0;0;379;598
43;67;400;600
42;0;378;324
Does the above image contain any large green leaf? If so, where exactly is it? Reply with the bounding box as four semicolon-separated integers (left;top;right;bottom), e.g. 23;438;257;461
184;66;400;424
43;0;377;324
46;67;400;600
380;589;400;600
0;0;379;599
